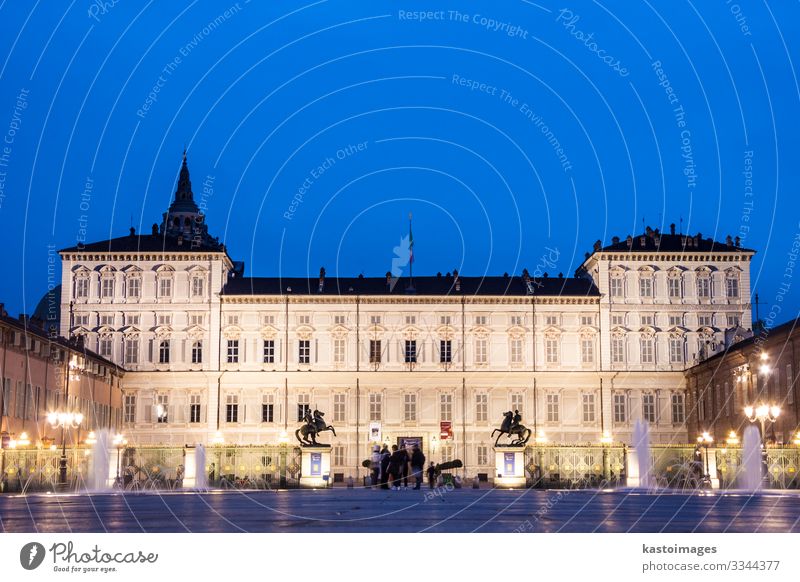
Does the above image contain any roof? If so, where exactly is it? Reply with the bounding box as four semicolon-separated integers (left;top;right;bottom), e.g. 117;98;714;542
594;231;756;254
59;232;226;254
690;317;800;367
222;275;599;297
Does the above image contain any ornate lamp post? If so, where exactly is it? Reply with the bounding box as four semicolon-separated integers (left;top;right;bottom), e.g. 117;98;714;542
47;411;84;484
113;433;127;488
696;431;713;480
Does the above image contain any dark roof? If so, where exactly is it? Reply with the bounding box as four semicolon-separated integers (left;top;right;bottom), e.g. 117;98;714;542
692;317;800;367
59;232;225;254
595;231;755;254
222;275;599;297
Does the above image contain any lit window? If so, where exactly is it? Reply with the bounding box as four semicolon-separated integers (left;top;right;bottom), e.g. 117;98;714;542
440;394;452;421
333;393;345;422
298;340;310;364
475;394;487;422
404;393;416;421
225;394;239;423
369;393;382;421
263;340;275;364
262;394;274;423
226;340;239;364
582;393;596;423
440;340;452;363
404;340;417;363
191;341;203;364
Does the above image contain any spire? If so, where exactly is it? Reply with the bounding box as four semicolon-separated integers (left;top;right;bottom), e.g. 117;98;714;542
174;149;196;207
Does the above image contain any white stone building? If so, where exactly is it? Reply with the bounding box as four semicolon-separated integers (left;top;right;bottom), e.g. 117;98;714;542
58;155;755;478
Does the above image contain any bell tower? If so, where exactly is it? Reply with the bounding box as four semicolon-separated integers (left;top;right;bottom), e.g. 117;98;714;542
161;150;212;244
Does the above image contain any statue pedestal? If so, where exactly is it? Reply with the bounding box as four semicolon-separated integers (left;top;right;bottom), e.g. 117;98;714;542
299;447;331;488
494;447;526;488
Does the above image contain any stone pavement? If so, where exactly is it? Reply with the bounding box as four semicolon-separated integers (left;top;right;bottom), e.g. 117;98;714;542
2;488;800;533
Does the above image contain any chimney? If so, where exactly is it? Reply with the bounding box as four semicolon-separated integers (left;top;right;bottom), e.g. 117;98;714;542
177;235;183;246
611;236;620;245
726;235;733;248
645;225;653;236
626;235;633;249
152;223;159;236
593;239;602;252
454;269;461;291
735;236;741;247
543;272;549;278
670;223;676;235
694;233;701;246
129;227;136;237
386;271;392;286
639;236;646;246
522;268;530;283
319;267;326;292
558;272;563;278
584;252;590;260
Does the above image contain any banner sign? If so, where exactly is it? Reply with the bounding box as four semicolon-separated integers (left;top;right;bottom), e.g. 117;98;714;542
369;421;382;443
503;452;515;476
310;452;322;476
440;421;452;440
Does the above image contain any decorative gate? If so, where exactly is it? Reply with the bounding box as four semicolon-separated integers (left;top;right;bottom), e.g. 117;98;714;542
524;445;625;488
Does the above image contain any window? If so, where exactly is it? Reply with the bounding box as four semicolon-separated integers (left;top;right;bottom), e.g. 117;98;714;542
333;393;345;422
726;314;740;328
546;394;559;422
226;339;239;364
581;337;594;364
671;394;685;423
582;393;596;423
440;340;452;363
99;336;113;358
157;314;172;326
404;315;416;325
639;277;653;297
474;338;487;364
440;315;451;325
668;314;682;327
440;394;453;421
404;393;417;421
669;337;683;363
333;338;345;364
225;394;239;423
297;315;311;325
511;394;524;417
610;277;623;298
369;393;382;421
545;336;559;364
297;394;310;421
74;313;90;326
545;315;558;326
668;277;681;299
263;340;275;364
227;315;240;326
725;382;733;417
697;277;710;299
127;277;141;299
611;314;624;326
640;314;654;326
158;277;172;298
474;315;487;326
298;340;310;364
333;445;345;466
75;277;89;299
510;338;523;365
156;394;168;423
262;394;274;423
698;313;712;327
124;339;139;364
369;315;381;325
334;315;346;325
191;276;204;297
580;315;594;326
787;364;795;405
404;340;417;363
477;445;488;466
99;314;114;325
726;277;739;298
158;340;170;364
125;313;141;326
189;394;202;423
123;394;136;423
101;278;114;298
475;394;487;422
191;341;203;364
642;394;656;423
510;315;524;326
613;393;626;423
261;314;275;326
369;340;381;364
640;337;654;364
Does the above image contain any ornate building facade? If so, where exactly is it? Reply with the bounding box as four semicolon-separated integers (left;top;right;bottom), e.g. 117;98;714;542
57;155;755;478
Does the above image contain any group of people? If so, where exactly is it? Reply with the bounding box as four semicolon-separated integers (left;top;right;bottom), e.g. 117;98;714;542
370;444;437;490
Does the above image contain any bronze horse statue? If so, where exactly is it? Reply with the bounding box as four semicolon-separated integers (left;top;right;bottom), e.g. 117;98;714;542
491;410;531;446
295;409;337;446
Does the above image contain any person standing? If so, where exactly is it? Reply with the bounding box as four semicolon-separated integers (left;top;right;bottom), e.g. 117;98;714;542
370;445;381;488
388;445;405;490
400;446;410;489
379;444;391;490
410;445;426;490
427;462;437;489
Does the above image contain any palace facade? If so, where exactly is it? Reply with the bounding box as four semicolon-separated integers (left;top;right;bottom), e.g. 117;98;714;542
57;154;755;478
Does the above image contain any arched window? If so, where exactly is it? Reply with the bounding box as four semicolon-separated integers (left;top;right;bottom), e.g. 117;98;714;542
159;340;170;364
191;341;203;364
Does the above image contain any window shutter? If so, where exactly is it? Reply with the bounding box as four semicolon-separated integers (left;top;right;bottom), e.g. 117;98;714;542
315;339;319;363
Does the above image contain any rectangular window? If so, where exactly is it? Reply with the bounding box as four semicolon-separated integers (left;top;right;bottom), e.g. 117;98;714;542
404;340;417;363
156;394;168;423
369;340;381;364
610;277;623;298
404;315;416;325
669;338;683;363
333;338;345;364
581;337;594;364
440;340;452;363
262;394;274;423
227;315;240;326
582;393;596;423
440;394;453;421
191;341;203;364
726;278;739;298
474;338;487;364
698;313;712;327
263;340;275;364
158;340;170;364
333;393;345;422
640;338;654;364
642;394;656;423
726;314;740;328
545;315;558;326
226;339;239;364
297;394;310;422
297;315;311;325
225;394;239;423
75;278;89;298
404;393;416;422
640;314;654;326
191;277;204;297
671;393;685;424
477;445;488;466
333;445;345;466
99;337;113;358
369;393;382;421
580;315;594;326
157;314;172;326
511;315;524;326
158;277;172;298
611;314;624;326
298;340;310;364
697;278;710;299
125;340;139;365
545;337;559;364
123;394;136;423
510;338;523;365
639;277;652;297
475;394;487;422
333;315;346;325
474;315;487;326
127;277;140;299
101;278;114;298
189;395;202;423
369;315;381;325
99;314;114;326
613;393;626;423
546;394;559;422
668;314;682;327
440;315;451;325
668;277;681;298
511;394;524;417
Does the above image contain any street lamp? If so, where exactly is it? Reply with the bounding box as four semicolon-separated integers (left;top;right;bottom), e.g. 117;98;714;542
793;431;800;446
85;431;97;445
725;431;739;446
600;430;613;444
47;410;84;485
696;431;713;479
16;431;30;447
112;433;127;488
534;430;548;444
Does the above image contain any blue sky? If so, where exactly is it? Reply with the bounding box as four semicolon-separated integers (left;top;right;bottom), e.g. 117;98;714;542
0;1;798;322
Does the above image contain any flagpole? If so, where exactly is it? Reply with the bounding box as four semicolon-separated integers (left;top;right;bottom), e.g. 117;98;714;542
408;212;414;291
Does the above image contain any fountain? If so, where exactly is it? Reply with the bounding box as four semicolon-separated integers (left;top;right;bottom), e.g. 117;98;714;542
87;429;112;492
740;425;762;491
195;444;208;489
632;419;653;490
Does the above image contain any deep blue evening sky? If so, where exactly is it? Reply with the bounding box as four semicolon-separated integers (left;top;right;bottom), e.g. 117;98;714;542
0;1;798;321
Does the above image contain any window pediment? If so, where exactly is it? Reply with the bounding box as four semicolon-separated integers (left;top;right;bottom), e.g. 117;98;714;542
154;325;172;338
507;325;526;338
223;325;243;339
119;325;140;336
186;325;205;339
260;325;278;339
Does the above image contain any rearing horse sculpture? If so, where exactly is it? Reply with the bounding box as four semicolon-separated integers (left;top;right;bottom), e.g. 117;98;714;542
491;410;532;446
295;409;337;446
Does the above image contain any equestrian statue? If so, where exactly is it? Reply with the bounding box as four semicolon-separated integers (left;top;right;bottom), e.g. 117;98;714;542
295;409;337;446
491;410;532;446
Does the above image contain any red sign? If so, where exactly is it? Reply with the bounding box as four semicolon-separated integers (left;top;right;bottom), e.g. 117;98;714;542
440;421;452;440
